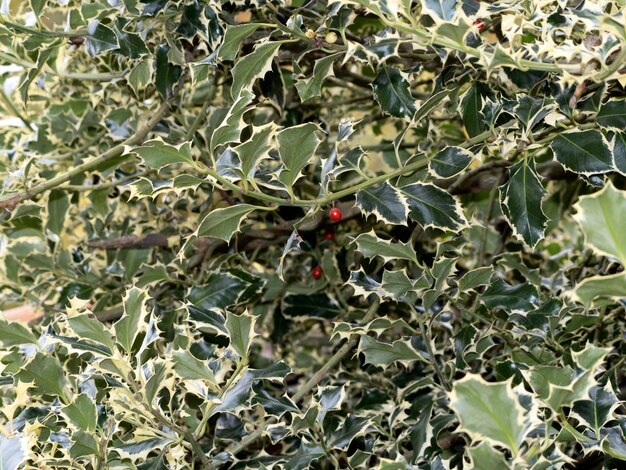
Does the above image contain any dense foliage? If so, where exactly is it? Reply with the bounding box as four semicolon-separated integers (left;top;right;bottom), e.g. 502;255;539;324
1;0;626;468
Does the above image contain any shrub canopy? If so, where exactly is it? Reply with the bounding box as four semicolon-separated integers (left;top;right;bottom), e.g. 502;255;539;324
0;0;626;468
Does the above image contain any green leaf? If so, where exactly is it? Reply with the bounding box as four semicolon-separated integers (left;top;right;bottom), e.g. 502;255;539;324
134;139;194;170
30;0;47;16
18;353;70;401
145;360;168;406
253;387;299;416
462;82;490;137
0;436;28;470
328;415;369;449
457;267;493;292
236;123;277;181
186;305;228;336
155;44;182;99
551;130;613;175
355;182;409;225
372;66;416;119
212;372;255;415
230;40;283;99
482;278;539;313
46;189;69;237
351;230;418;264
527;344;609;411
62;393;97;431
283;294;342;320
172;350;217;383
449;375;531;455
195;204;261;243
114;287;149;353
276;122;322;197
603;427;626;460
500;158;547;247
572;386;618;437
70;430;99;458
113;438;173;460
347;270;385;299
210;91;255;155
114;25;149;59
284;441;326;470
400;183;467;230
413;88;453;124
85;21;119;56
515;95;551;130
66;313;115;354
429;147;473;179
467;442;510;469
573;181;626;264
381;269;422;303
597;99;626;130
219;23;264;62
19;44;57;105
295;54;340;102
128;59;152;95
187;273;250;310
573;273;626;308
225;311;257;358
0;318;39;347
359;336;425;368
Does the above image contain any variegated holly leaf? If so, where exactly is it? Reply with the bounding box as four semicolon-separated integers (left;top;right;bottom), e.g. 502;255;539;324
400;183;467;230
359;336;426;368
449;375;533;455
277;123;323;197
551;131;613;175
331;147;366;178
225;311;257;359
351;231;418;263
347;270;386;299
573;181;626;264
355;182;409;225
219;24;265;62
295;53;340;102
230;40;284;99
572;385;619;437
482;278;539;313
115;287;149;353
526;344;610;412
236;123;278;181
194;204;265;243
133;139;194;170
210;91;255;155
573;273;626;308
596;99;626;131
372;66;416;119
429;147;473;179
500;158;548;247
187;272;251;310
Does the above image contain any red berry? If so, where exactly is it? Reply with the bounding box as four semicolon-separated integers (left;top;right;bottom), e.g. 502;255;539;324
324;231;335;241
312;266;323;280
329;208;342;221
473;19;485;31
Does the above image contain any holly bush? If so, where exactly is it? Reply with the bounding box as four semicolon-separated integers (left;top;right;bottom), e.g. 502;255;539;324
0;0;626;468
